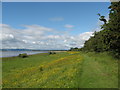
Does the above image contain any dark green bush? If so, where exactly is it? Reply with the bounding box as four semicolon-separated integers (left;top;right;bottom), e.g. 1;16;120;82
18;53;28;58
52;52;56;54
49;52;52;55
49;51;56;55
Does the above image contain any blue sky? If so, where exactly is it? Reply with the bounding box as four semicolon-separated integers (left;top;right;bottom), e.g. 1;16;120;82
1;2;110;49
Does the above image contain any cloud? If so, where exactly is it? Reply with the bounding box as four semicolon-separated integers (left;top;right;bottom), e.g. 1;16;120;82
64;24;74;29
0;24;93;50
49;17;64;21
78;32;94;40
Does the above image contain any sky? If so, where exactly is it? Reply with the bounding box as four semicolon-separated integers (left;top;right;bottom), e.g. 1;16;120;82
1;2;110;50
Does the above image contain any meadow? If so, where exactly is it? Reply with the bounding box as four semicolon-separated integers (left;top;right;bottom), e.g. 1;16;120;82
2;51;118;88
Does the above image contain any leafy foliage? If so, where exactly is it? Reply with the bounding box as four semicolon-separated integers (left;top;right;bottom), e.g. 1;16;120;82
97;13;107;24
49;51;56;55
69;47;79;51
82;2;120;58
18;53;28;58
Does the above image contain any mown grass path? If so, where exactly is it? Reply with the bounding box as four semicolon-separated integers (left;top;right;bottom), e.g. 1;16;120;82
2;52;118;88
78;52;118;88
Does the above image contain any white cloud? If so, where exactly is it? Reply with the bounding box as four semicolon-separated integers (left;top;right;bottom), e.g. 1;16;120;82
64;24;74;29
47;35;60;39
49;17;64;21
0;34;14;40
32;42;36;44
22;40;27;43
78;32;94;40
0;24;94;50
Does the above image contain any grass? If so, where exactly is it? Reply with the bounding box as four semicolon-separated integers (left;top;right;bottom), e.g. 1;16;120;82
78;52;118;88
2;51;118;88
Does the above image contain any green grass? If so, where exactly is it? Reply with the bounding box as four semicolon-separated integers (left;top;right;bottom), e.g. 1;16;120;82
78;52;118;88
2;51;118;88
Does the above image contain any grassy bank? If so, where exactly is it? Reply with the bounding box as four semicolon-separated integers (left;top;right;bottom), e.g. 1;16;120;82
2;52;118;88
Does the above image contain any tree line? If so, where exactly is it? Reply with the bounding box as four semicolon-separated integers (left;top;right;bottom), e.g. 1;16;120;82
70;2;120;58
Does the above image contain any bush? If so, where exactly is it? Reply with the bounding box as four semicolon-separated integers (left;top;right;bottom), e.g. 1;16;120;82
49;52;52;55
18;53;28;58
52;52;56;54
49;51;56;55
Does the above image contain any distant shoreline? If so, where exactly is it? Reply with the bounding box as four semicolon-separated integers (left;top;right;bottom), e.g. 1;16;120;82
1;50;67;58
1;51;48;58
0;49;68;51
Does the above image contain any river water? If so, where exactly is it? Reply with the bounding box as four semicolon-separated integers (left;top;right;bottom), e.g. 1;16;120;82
0;51;48;57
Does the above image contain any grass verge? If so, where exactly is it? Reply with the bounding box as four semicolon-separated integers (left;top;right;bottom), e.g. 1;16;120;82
2;51;118;88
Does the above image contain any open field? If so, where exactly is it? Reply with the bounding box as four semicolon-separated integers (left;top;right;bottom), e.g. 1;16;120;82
2;51;118;88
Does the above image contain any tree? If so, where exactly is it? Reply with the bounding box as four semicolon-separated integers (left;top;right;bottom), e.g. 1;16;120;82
82;1;120;58
97;13;107;24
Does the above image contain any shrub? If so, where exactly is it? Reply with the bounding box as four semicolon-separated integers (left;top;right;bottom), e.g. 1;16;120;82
52;52;56;54
49;51;56;55
49;51;52;55
18;53;28;58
